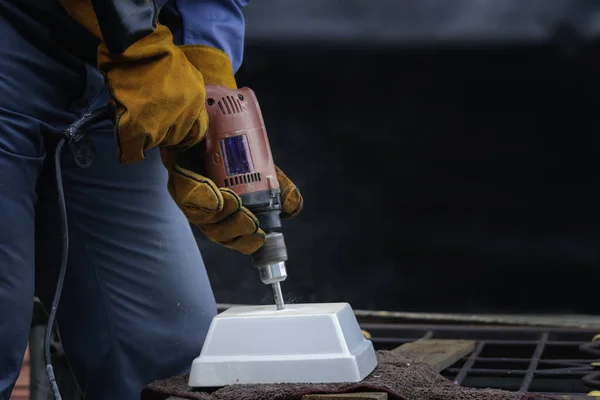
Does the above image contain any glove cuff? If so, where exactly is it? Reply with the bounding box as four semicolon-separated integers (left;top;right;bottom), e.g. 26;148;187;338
179;45;238;89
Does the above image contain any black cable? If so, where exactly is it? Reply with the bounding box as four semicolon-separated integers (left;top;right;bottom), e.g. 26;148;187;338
45;137;67;400
44;104;115;400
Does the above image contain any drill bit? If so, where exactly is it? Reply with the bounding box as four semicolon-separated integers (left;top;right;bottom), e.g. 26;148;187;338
272;282;285;310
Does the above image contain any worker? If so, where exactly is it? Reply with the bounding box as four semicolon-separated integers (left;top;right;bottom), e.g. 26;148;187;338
0;0;303;399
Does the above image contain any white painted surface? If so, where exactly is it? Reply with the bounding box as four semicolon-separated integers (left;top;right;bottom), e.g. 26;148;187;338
188;303;378;387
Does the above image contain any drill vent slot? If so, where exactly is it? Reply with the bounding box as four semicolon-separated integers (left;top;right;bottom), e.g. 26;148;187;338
223;173;261;188
217;96;242;115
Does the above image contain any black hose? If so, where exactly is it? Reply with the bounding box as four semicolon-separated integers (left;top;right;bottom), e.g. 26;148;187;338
44;105;115;400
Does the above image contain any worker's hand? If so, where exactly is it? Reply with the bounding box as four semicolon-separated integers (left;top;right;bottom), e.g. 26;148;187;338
161;150;302;254
160;150;263;254
58;0;208;164
274;166;304;219
161;45;303;254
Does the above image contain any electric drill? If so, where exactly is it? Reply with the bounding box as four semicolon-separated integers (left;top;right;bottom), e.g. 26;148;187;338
191;85;288;310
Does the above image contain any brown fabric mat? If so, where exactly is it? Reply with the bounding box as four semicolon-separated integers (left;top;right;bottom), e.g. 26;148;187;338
142;350;552;400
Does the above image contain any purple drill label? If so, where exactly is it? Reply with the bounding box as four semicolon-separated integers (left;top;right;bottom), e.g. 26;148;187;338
220;134;255;176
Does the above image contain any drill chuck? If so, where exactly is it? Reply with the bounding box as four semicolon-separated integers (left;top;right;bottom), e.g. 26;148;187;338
252;232;288;284
250;215;288;311
250;218;288;311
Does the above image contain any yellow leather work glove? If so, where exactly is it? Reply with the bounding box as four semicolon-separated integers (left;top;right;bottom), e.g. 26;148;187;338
161;45;303;254
58;0;208;164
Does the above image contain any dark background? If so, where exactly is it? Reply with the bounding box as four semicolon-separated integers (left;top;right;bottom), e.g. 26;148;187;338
194;1;600;315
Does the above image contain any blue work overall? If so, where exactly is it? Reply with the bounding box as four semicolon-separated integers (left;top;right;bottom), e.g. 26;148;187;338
0;1;248;398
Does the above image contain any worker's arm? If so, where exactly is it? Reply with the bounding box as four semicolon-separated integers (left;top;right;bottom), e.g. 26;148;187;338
171;0;249;74
65;0;249;68
58;0;210;164
159;0;249;88
161;0;303;255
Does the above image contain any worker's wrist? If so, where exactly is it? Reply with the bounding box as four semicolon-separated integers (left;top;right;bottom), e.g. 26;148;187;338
179;45;237;89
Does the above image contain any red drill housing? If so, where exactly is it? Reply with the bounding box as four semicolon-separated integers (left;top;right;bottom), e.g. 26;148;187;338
203;85;283;232
203;86;279;194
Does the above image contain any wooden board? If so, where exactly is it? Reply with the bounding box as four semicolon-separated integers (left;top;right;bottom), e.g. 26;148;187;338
392;339;476;372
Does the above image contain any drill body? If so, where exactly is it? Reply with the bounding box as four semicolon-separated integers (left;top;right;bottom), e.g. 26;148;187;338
196;85;289;309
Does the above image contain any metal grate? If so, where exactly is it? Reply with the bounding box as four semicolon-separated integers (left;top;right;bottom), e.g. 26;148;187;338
360;322;600;397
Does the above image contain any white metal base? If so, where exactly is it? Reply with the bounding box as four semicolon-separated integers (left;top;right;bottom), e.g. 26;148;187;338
188;302;378;387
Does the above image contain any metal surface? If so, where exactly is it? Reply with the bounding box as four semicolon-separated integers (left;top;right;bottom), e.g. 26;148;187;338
258;261;287;284
258;260;287;309
354;310;600;329
271;282;285;310
361;322;600;396
579;339;600;389
217;305;600;329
